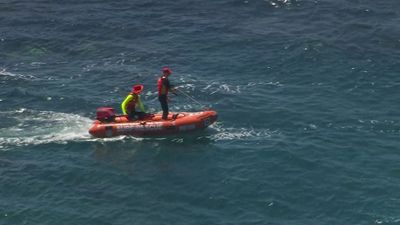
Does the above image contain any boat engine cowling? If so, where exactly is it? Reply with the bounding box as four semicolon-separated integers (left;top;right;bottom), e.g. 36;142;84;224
96;107;116;122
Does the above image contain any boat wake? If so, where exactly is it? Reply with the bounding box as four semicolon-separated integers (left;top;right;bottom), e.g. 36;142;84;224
0;109;94;149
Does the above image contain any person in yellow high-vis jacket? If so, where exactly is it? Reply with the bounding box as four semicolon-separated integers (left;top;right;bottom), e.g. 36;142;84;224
121;84;146;120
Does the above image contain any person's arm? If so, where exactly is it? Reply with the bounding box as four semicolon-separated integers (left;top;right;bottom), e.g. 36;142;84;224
137;95;146;113
121;94;133;114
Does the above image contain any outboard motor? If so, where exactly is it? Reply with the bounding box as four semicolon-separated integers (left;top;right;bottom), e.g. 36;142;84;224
96;107;116;122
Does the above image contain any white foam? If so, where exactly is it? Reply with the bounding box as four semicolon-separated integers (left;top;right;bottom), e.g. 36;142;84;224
0;109;152;149
203;81;282;95
0;69;37;80
208;123;276;141
0;109;94;148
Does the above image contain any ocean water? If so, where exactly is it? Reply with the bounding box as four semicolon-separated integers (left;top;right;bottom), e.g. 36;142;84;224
1;0;400;224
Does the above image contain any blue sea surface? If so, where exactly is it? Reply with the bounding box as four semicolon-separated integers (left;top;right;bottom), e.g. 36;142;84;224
1;0;400;224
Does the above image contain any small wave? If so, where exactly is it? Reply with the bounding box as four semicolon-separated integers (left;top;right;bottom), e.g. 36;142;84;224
204;81;282;95
0;109;94;149
354;119;399;134
176;75;282;98
268;0;298;8
209;123;277;141
0;68;37;80
375;216;400;224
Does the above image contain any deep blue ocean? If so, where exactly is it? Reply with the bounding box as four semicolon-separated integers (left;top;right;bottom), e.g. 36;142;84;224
1;0;400;224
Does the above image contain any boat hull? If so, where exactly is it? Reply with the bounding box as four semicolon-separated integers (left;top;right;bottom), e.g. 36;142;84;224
88;110;217;138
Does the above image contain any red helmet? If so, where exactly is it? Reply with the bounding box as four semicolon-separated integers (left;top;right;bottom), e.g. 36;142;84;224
131;84;144;94
162;67;172;75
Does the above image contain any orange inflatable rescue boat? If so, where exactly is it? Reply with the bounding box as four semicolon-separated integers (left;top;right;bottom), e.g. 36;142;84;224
89;107;218;138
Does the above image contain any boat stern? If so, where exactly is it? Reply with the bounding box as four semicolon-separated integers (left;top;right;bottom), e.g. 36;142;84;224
88;120;112;138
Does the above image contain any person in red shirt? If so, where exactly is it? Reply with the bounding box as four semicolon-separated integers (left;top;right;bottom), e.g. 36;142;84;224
157;67;176;120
